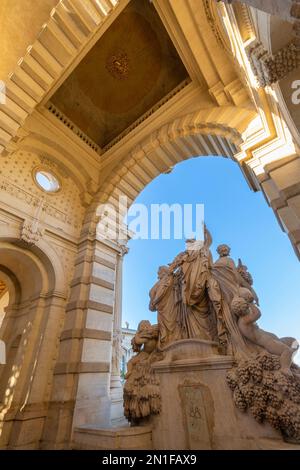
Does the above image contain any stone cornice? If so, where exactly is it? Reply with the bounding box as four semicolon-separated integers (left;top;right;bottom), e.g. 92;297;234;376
152;355;235;373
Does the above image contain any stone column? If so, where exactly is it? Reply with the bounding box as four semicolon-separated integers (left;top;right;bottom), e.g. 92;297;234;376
69;237;119;430
110;243;128;423
42;233;120;448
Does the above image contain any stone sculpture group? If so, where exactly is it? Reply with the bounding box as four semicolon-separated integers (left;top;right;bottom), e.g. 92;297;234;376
123;228;300;443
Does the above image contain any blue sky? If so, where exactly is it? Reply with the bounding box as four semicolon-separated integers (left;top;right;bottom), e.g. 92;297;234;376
122;156;300;359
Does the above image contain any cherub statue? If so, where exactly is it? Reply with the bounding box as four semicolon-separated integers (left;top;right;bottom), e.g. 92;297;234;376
231;288;299;376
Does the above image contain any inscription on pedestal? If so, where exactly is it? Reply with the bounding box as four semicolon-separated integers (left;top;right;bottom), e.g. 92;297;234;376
179;384;211;450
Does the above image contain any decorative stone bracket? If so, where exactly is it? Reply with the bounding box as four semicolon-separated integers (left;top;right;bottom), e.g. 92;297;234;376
21;219;45;245
247;40;300;87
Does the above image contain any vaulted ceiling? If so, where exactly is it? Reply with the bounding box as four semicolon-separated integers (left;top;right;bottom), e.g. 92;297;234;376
50;0;189;148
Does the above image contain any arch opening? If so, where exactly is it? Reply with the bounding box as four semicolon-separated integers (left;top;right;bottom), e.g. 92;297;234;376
0;240;65;449
120;156;300;363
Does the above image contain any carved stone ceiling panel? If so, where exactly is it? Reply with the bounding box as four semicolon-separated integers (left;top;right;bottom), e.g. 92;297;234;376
50;0;189;148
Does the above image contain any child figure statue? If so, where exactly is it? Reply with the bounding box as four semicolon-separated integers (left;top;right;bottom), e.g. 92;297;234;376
123;321;162;424
231;288;298;376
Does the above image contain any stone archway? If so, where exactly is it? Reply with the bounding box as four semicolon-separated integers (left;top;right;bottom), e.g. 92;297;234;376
88;107;300;261
44;97;300;449
55;107;272;442
0;239;67;450
77;106;260;251
95;107;258;213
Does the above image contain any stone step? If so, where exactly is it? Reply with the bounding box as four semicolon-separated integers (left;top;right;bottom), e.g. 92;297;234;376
73;424;153;450
257;438;300;450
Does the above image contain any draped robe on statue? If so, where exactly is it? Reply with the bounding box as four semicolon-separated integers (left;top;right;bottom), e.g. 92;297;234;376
180;247;218;341
212;255;258;357
149;270;182;348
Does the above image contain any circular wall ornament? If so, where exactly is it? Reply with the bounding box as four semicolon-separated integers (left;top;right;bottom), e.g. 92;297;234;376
33;168;61;193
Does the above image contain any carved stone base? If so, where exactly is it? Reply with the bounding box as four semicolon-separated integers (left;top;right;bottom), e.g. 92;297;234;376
150;339;286;450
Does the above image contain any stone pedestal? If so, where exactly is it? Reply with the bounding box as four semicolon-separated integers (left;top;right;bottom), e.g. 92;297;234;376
71;338;300;450
150;339;283;450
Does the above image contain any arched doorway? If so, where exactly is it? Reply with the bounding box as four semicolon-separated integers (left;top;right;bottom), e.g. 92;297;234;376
0;239;66;449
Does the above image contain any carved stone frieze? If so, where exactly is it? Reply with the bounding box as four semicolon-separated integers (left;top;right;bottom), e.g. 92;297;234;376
0;171;83;231
204;0;229;51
